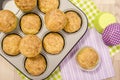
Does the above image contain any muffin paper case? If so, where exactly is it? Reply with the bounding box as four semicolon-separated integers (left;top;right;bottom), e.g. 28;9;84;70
4;0;119;79
102;23;120;46
93;12;116;33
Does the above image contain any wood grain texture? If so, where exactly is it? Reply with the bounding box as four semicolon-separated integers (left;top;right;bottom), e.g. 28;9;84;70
0;0;120;80
105;53;120;80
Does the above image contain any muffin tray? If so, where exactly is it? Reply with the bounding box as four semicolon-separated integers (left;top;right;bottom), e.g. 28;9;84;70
0;0;88;80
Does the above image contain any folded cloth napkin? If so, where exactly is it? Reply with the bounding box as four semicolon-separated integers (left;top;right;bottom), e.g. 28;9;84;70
60;28;114;80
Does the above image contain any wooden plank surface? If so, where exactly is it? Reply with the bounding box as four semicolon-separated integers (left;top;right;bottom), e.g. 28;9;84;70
0;0;120;80
104;52;120;80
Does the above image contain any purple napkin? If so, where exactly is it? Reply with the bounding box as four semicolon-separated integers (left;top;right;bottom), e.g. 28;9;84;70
60;28;114;80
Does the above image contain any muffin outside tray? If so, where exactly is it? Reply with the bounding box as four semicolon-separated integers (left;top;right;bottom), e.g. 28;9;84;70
0;0;88;80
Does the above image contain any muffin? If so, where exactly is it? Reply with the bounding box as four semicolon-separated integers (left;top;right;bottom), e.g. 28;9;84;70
3;34;21;56
25;55;47;76
20;13;41;34
0;10;17;33
45;9;67;32
64;11;82;33
76;47;99;70
14;0;37;12
38;0;59;13
19;35;42;57
43;33;64;54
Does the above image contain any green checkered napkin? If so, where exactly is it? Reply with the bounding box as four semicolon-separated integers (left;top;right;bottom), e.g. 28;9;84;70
18;0;120;80
17;67;62;80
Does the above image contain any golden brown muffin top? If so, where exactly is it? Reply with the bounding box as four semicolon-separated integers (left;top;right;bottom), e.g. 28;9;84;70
3;34;21;56
45;9;67;32
25;55;47;76
64;11;82;33
14;0;37;12
21;13;41;34
43;33;64;54
38;0;59;13
0;10;17;33
76;47;99;70
19;35;42;57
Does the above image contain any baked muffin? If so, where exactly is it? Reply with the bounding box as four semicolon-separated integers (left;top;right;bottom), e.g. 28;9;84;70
38;0;59;13
64;11;82;33
3;34;21;56
45;9;67;32
76;47;99;70
20;13;41;34
14;0;37;12
25;55;47;76
43;33;64;54
0;10;17;33
19;35;42;57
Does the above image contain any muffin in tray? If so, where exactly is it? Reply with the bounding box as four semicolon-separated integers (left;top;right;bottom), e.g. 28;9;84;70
20;13;41;34
45;9;67;32
0;10;17;33
43;32;64;55
64;11;82;33
76;47;100;71
14;0;37;12
19;35;42;57
25;55;47;76
2;34;21;56
38;0;59;13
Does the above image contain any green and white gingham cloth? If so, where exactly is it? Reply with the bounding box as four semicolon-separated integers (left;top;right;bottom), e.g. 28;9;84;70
18;0;120;79
17;67;62;80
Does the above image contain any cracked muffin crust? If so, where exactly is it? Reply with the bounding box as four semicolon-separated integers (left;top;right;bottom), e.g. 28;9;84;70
64;11;82;33
19;35;42;57
45;9;67;32
3;34;21;56
14;0;37;12
25;55;47;76
20;13;41;34
76;47;99;70
0;10;17;33
43;33;64;54
38;0;59;13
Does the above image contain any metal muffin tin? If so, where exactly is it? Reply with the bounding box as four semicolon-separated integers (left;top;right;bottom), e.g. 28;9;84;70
0;0;88;80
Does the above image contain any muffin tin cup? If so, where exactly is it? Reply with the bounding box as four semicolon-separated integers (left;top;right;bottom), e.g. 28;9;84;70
24;54;48;76
63;10;83;33
1;33;22;56
19;12;42;35
42;32;65;55
0;0;88;79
